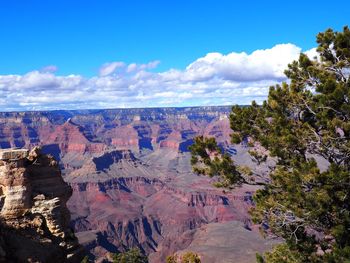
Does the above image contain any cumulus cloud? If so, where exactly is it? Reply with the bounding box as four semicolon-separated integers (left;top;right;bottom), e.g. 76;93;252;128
0;44;317;111
99;62;125;76
185;44;301;82
40;65;58;73
304;47;320;60
127;60;160;73
99;60;160;76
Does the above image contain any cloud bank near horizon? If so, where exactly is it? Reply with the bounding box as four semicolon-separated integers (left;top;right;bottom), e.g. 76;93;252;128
0;44;315;111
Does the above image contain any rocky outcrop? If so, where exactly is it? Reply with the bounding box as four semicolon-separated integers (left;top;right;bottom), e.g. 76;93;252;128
0;147;85;262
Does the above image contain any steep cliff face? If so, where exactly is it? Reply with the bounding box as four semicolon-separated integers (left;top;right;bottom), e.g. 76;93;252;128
0;106;232;152
0;147;84;263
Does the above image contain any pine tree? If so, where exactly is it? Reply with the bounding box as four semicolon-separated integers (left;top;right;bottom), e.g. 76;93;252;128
190;26;350;262
112;248;148;263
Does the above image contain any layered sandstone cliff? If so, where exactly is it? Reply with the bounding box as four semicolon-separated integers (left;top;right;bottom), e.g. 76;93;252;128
0;107;277;262
0;147;84;262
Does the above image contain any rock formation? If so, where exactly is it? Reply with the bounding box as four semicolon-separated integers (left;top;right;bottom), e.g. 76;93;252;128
0;147;84;262
0;107;232;152
0;107;277;262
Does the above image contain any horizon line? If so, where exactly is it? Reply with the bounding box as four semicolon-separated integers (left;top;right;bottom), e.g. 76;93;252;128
0;104;251;114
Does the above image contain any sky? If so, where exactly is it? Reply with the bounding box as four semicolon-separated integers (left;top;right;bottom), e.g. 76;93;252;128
0;0;349;111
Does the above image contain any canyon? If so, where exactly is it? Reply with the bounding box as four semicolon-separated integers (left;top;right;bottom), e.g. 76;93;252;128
0;107;277;262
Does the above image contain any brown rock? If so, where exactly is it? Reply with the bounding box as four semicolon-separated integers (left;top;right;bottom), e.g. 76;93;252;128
0;147;85;262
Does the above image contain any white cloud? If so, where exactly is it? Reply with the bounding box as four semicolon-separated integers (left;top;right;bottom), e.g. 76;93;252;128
304;47;319;60
99;62;125;76
126;61;160;73
0;44;317;111
40;65;58;73
184;44;301;82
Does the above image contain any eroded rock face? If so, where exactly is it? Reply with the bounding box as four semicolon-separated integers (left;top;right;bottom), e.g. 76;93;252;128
65;148;270;262
0;147;85;262
0;107;276;262
0;107;232;152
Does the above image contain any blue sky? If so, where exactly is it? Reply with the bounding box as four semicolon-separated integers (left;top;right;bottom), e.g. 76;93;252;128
0;1;349;111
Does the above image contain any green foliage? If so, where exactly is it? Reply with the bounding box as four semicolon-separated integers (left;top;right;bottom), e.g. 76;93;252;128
236;165;253;177
258;244;306;263
246;26;350;262
256;253;264;263
166;255;177;263
182;252;201;263
189;136;242;186
190;26;350;262
248;150;267;165
112;248;148;263
80;256;90;263
166;252;201;263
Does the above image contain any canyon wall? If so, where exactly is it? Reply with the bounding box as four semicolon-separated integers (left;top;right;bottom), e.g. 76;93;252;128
0;107;276;262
